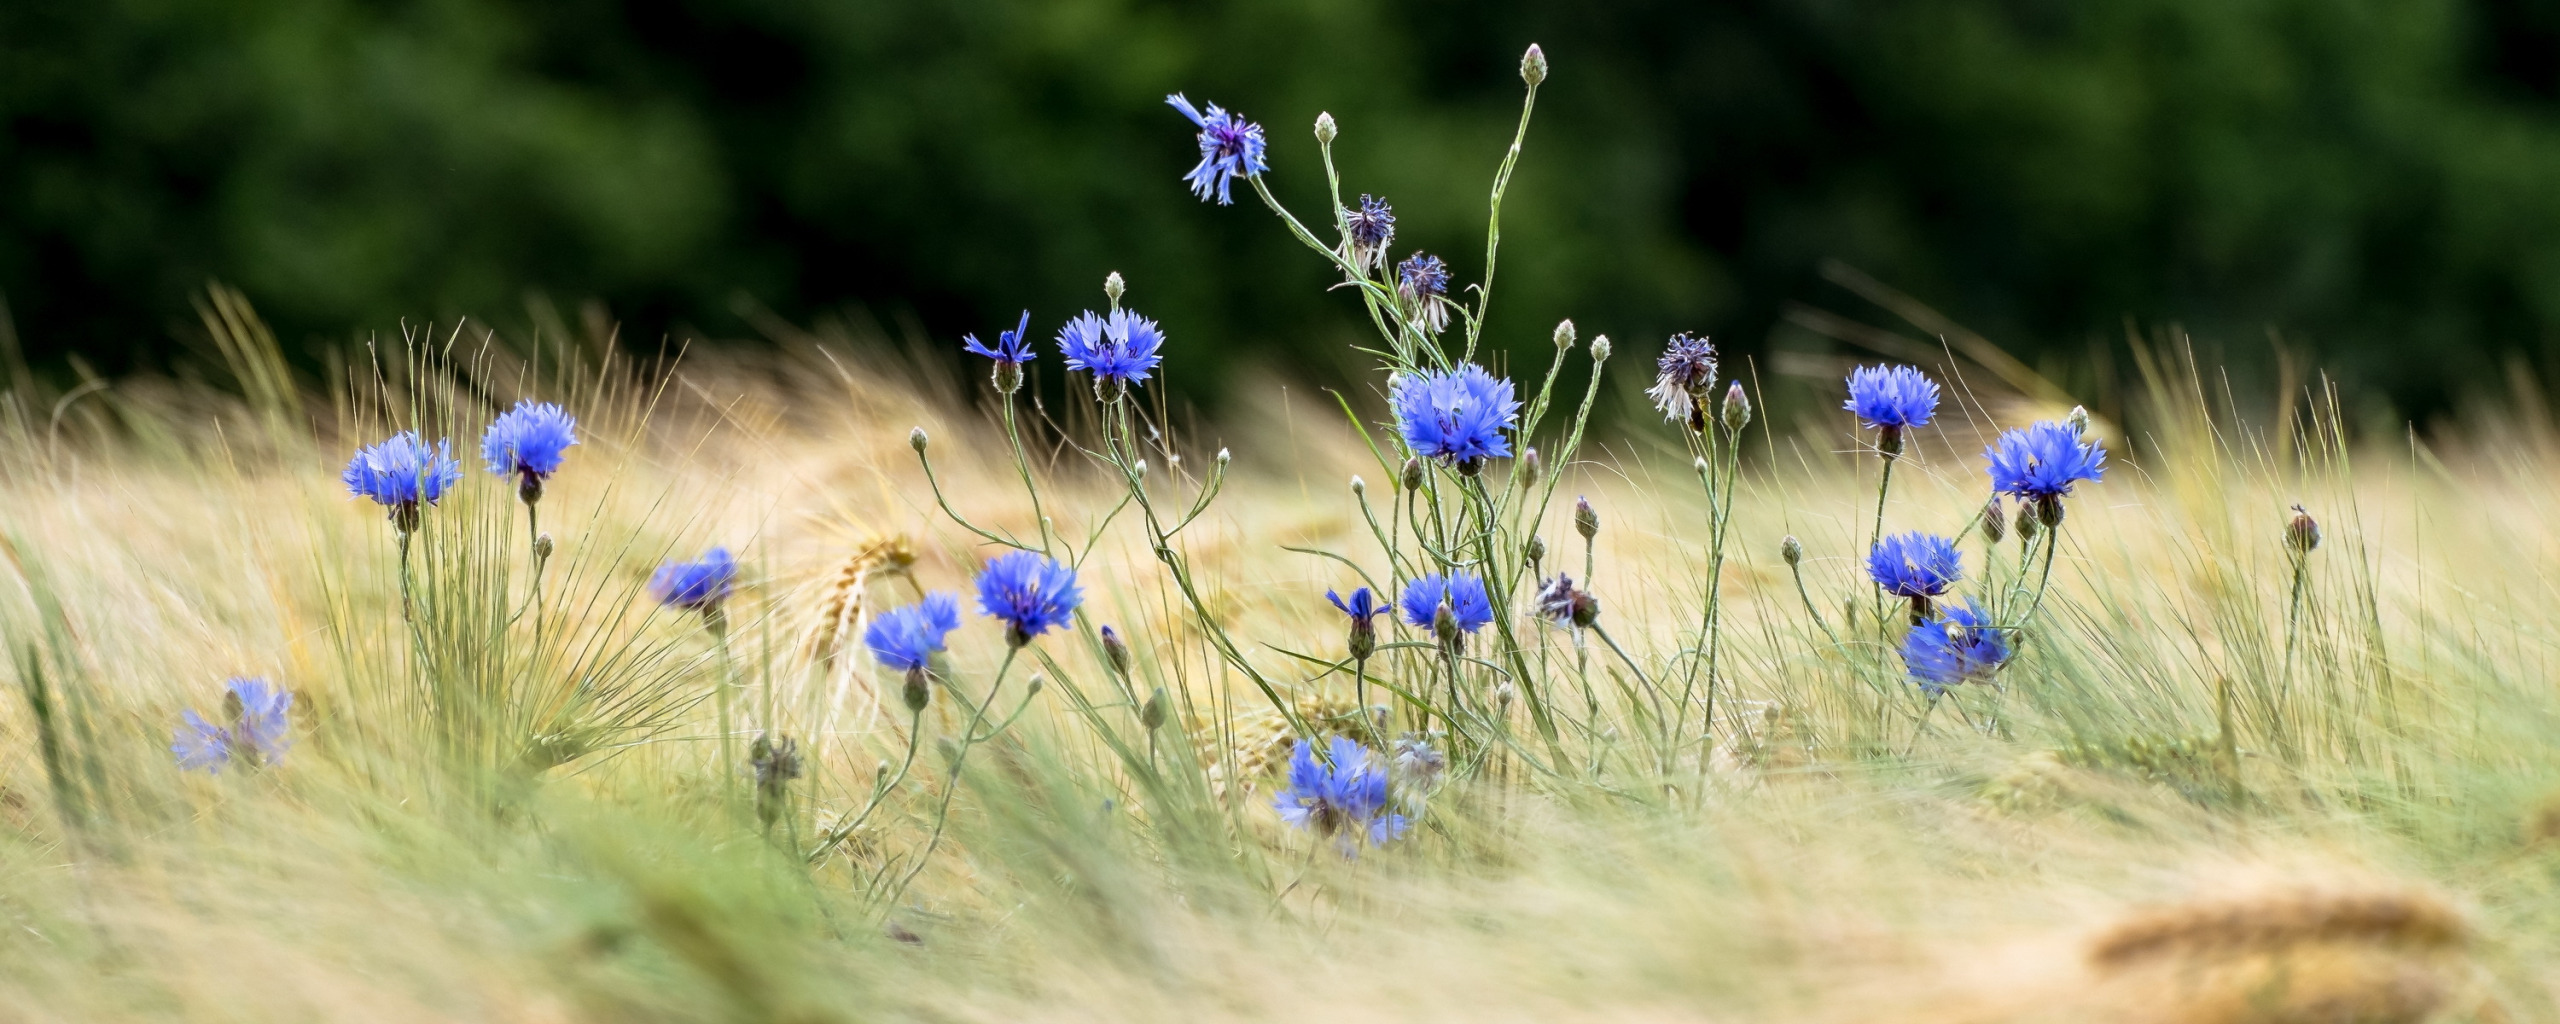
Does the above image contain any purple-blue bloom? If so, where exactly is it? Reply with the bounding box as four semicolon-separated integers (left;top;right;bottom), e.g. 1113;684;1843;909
1056;308;1167;391
1345;195;1396;271
1648;333;1720;426
976;551;1082;644
343;431;462;512
1396;253;1454;334
480;401;578;490
962;310;1037;368
173;677;293;773
1167;93;1269;205
1900;600;2013;696
1398;572;1493;634
1393;363;1519;468
1844;365;1941;431
1866;532;1964;599
1274;736;1409;852
651;548;738;613
865;592;962;672
1985;420;2107;500
1328;587;1386;622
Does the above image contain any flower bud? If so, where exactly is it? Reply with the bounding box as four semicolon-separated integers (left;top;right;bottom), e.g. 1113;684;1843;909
1780;535;1803;567
1574;496;1599;541
1350;475;1367;497
1553;319;1577;350
1525;534;1548;565
2286;504;2321;556
1100;625;1132;677
1103;271;1126;306
1521;447;1542;484
533;532;555;560
1693;455;1709;477
909;427;929;454
1589;335;1613;363
2014;503;2040;542
1215;447;1231;468
1026;675;1044;698
1134;458;1148;480
1314;111;1337;144
1521;43;1548;86
901;667;931;713
1432;600;1461;650
1402;457;1426;493
1141;687;1168;731
1721;381;1752;433
2066;405;2091;437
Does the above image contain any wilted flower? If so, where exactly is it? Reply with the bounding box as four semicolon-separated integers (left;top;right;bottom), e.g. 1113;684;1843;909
1392;733;1447;791
749;732;803;830
1328;587;1388;663
1647;333;1719;429
480;401;579;505
962;310;1037;393
173;677;293;773
343;431;462;532
976;551;1082;646
1396;252;1454;334
1392;364;1519;472
1844;365;1941;456
1399;573;1492;636
1344;195;1396;272
1867;532;1963;621
1274;736;1409;853
1533;573;1599;629
864;593;962;672
651;548;738;615
1900;600;2013;696
1167;93;1269;205
1985;420;2107;525
1057;308;1167;398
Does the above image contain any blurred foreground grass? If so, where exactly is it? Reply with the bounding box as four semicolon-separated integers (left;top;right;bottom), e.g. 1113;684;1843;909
0;299;2557;1022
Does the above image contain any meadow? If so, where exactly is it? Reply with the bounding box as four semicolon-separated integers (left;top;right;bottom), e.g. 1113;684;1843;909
4;47;2558;1024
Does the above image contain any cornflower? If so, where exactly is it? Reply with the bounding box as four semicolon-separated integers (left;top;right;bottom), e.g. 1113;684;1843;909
976;551;1082;646
1344;195;1395;272
1392;363;1519;474
173;677;293;773
1867;532;1963;623
1647;333;1719;430
961;310;1037;394
343;431;462;533
1274;736;1409;853
651;548;738;621
1396;252;1454;334
1900;600;2013;696
1985;420;2107;527
1057;308;1167;400
1166;93;1268;205
479;401;578;506
1844;365;1940;457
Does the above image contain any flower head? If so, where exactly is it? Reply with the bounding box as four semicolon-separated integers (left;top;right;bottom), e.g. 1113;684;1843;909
1274;736;1409;853
1844;365;1941;432
651;548;738;614
962;310;1037;368
1345;195;1396;271
864;592;962;672
1866;532;1963;599
1392;733;1447;791
1328;586;1387;623
1984;420;2107;501
1167;93;1269;205
173;677;293;773
1398;572;1493;633
480;401;579;502
976;550;1082;645
1900;600;2013;696
1057;308;1167;396
1648;333;1720;427
1393;364;1519;470
344;432;463;525
1396;253;1454;334
1533;573;1600;629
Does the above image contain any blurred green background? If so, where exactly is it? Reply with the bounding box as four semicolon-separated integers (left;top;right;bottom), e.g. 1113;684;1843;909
10;0;2560;413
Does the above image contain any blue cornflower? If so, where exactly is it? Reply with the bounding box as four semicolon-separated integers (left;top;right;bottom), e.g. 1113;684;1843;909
1844;365;1941;455
1399;572;1494;646
963;310;1037;394
1900;600;2013;696
1985;420;2107;504
1344;195;1396;272
1867;532;1963;621
651;548;738;616
1056;308;1167;398
865;592;962;672
480;401;579;503
1393;363;1519;472
1329;586;1388;662
173;677;293;773
1648;333;1720;428
976;550;1082;646
1166;93;1269;205
1274;736;1410;853
1396;252;1454;334
343;431;462;531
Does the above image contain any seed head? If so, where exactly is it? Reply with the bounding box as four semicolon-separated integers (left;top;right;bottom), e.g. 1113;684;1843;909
1574;495;1599;541
1521;43;1548;86
1314;111;1338;144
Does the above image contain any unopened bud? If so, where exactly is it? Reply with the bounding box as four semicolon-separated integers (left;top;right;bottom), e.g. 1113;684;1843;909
533;532;555;560
1693;455;1709;477
1350;475;1367;497
1553;319;1577;350
1134;458;1148;480
1401;457;1425;492
1026;675;1043;698
1521;447;1542;484
1980;499;2005;544
1589;335;1613;363
1722;381;1752;433
1215;447;1231;468
1780;535;1803;567
936;737;962;767
1574;496;1599;541
2066;405;2091;437
1521;43;1548;86
2285;505;2321;556
1525;534;1547;565
1100;625;1131;677
901;667;931;713
1432;601;1461;650
1103;271;1126;305
2015;503;2040;542
1140;687;1168;731
909;427;929;454
1314;111;1337;144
